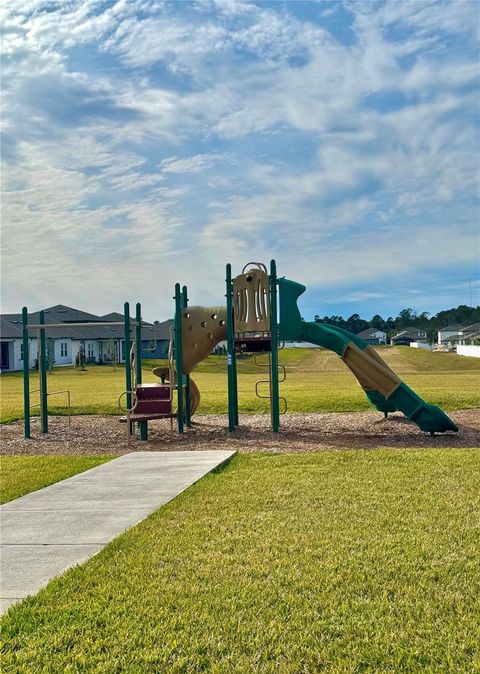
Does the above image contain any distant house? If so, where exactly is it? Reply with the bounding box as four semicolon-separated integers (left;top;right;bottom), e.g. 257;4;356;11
0;316;36;372
356;328;387;345
391;327;427;346
0;305;172;372
442;322;480;346
100;312;172;360
437;325;466;345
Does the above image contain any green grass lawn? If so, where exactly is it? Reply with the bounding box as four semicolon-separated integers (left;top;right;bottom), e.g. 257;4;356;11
1;347;479;422
2;450;479;673
0;456;114;504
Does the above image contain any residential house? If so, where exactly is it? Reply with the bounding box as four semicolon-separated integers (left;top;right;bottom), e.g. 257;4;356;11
356;328;387;345
391;327;427;346
100;313;172;360
0;305;172;372
454;322;480;357
437;324;466;345
0;316;37;371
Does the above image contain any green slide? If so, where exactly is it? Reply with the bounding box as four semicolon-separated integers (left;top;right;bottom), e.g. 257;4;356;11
278;278;458;435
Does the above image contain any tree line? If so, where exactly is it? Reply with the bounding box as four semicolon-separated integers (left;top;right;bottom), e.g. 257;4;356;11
313;305;480;341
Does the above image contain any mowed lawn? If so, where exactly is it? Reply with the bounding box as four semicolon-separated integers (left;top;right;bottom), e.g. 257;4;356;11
0;456;114;504
2;450;479;673
1;347;479;422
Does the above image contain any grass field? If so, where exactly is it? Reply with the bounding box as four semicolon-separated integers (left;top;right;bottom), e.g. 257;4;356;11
1;347;479;422
2;450;479;673
0;456;114;504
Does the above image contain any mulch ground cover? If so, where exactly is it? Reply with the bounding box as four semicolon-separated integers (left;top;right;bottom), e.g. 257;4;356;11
1;410;478;455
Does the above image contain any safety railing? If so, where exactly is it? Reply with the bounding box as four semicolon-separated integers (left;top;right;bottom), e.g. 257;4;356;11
30;388;72;427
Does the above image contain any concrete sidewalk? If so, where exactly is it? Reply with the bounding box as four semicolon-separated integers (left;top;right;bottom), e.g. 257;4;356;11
0;450;235;614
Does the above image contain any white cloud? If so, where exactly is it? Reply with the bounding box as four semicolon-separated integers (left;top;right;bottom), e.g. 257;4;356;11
1;0;478;318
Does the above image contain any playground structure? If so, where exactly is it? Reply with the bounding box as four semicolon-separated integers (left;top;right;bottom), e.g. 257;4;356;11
21;303;152;439
21;259;459;441
121;259;458;440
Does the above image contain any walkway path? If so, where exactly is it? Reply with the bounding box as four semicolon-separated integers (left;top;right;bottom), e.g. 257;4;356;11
0;450;235;614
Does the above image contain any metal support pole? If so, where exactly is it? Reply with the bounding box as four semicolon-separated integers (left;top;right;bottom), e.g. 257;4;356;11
124;303;133;436
232;345;239;426
174;283;184;433
22;307;31;439
136;303;148;441
39;310;48;433
226;263;237;431
270;259;280;432
182;285;192;428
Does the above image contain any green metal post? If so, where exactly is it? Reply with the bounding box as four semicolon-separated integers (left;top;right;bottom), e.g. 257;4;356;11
39;310;48;433
136;303;148;441
174;283;184;433
22;307;31;439
182;285;191;428
232;345;239;426
226;263;236;431
124;303;133;436
269;260;280;432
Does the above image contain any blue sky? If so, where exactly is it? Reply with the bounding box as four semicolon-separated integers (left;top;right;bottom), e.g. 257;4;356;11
1;0;479;323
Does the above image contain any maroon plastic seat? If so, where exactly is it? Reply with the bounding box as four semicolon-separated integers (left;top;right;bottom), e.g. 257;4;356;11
120;384;173;422
136;384;171;400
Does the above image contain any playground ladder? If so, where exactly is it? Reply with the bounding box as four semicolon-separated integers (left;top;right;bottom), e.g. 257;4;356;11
254;351;287;414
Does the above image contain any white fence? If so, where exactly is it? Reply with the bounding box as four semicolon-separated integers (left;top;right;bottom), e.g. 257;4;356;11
456;345;480;358
410;342;432;350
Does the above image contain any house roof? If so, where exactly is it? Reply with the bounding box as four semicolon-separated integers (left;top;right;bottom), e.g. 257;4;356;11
400;326;426;334
145;320;173;341
357;328;385;338
0;316;23;339
100;313;172;340
100;312;126;323
32;305;106;324
463;322;480;334
1;308;173;342
438;324;465;332
392;328;426;340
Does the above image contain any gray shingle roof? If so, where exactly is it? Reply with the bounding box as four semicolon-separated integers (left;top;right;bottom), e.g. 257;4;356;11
100;312;127;323
438;324;466;332
1;308;173;342
392;328;426;340
357;328;385;338
0;317;23;339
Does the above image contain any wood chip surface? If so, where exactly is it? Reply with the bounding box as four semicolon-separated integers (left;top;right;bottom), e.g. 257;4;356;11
1;410;479;455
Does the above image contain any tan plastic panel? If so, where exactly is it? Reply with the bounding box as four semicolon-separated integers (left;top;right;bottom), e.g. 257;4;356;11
343;342;401;397
181;306;227;374
233;269;270;333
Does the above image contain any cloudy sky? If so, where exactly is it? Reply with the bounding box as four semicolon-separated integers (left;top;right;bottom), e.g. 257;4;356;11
1;0;479;322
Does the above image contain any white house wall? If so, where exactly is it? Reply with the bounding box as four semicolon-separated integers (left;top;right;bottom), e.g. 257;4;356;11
5;338;38;371
70;341;81;365
438;330;460;344
2;336;126;371
53;338;73;366
85;340;100;361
